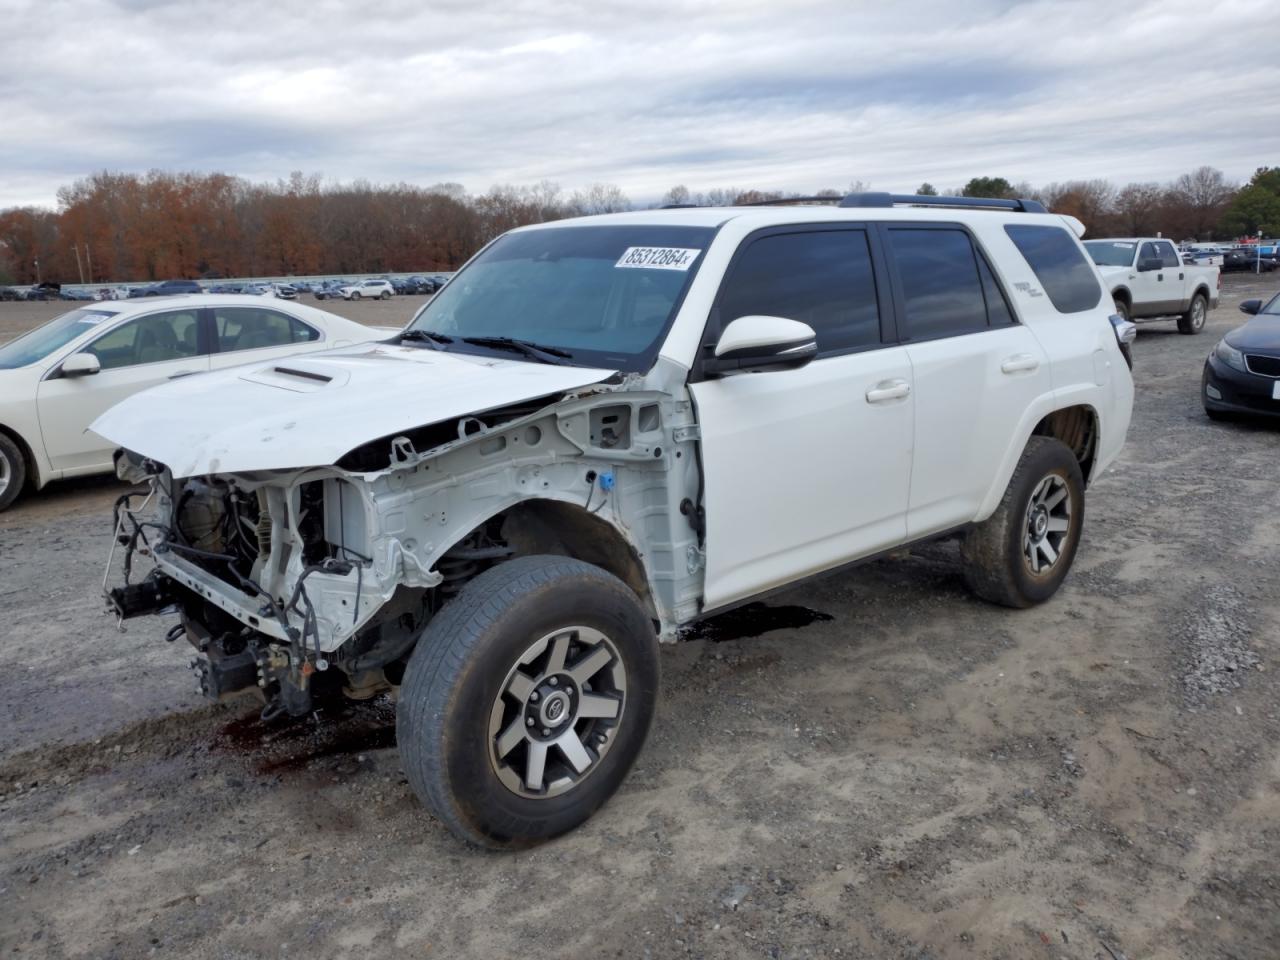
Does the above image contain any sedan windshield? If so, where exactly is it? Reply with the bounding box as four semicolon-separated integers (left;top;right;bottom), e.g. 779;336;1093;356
0;308;117;369
1262;293;1280;315
405;224;717;371
1083;241;1137;267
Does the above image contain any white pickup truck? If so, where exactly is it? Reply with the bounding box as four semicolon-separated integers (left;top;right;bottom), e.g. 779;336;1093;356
1084;237;1220;334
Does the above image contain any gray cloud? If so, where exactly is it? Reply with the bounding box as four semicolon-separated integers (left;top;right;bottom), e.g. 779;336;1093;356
0;0;1276;208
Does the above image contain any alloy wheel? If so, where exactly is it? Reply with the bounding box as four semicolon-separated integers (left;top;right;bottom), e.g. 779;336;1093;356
0;453;9;498
488;626;626;799
1191;298;1206;331
1023;474;1072;575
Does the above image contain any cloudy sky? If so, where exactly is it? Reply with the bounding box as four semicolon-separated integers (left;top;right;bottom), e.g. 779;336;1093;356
2;0;1277;208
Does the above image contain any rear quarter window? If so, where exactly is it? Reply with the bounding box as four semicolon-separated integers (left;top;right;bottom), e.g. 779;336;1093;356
1004;224;1102;314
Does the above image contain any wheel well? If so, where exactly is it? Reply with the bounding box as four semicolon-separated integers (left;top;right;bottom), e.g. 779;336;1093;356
1111;287;1131;307
0;423;38;490
1032;406;1098;484
446;499;656;620
1192;284;1210;302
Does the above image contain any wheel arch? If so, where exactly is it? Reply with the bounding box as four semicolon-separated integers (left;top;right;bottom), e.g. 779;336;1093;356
0;421;44;490
434;497;659;623
1031;404;1099;485
1110;286;1132;309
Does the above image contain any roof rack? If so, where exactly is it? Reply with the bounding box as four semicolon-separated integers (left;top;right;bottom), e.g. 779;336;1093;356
838;192;1046;213
741;195;843;207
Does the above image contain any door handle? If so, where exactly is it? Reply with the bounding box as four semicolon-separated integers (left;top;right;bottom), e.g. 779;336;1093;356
865;379;910;404
168;370;200;380
1178;272;1184;280
1000;354;1040;374
1156;273;1164;281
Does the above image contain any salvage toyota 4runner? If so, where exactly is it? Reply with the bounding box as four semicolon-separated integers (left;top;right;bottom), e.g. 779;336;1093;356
96;193;1135;847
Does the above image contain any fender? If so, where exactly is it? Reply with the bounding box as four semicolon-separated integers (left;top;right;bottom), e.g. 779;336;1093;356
975;390;1101;522
0;422;49;491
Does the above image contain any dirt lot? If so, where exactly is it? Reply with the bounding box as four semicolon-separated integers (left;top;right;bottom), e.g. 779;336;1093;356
2;281;1279;959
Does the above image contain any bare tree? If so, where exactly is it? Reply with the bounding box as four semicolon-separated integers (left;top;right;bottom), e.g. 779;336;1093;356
567;183;631;216
1113;182;1163;235
661;185;691;206
1167;166;1237;240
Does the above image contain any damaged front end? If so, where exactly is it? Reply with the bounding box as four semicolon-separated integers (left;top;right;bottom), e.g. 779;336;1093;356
103;378;703;722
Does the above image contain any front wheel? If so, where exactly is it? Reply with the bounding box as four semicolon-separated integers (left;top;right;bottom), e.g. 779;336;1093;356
1113;297;1130;322
1178;293;1207;334
397;555;659;848
961;436;1085;608
350;291;361;300
0;432;26;511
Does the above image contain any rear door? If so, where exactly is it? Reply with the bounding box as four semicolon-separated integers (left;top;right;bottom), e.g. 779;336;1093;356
37;307;210;473
207;304;323;370
879;223;1052;539
689;224;915;609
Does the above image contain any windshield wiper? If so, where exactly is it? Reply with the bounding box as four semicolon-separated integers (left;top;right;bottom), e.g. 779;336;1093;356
399;329;453;349
459;336;573;365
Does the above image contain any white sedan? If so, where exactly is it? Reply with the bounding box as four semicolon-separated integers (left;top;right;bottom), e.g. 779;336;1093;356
0;295;398;510
340;279;394;300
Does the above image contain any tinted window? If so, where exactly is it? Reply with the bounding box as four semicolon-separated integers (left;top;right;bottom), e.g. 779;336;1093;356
215;307;318;352
1138;242;1160;265
1004;225;1102;313
977;254;1015;327
86;309;201;369
887;228;987;339
718;229;881;353
1156;241;1181;268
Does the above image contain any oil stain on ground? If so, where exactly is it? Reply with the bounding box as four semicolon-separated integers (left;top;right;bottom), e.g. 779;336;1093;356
682;602;834;643
217;697;397;774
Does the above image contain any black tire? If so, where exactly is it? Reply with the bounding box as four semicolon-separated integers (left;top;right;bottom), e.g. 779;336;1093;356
1178;293;1208;335
961;436;1085;609
397;555;659;848
379;290;391;300
0;432;27;512
1112;297;1130;322
350;292;361;300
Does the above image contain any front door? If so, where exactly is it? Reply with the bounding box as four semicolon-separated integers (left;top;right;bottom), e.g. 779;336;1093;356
689;225;914;611
37;307;209;473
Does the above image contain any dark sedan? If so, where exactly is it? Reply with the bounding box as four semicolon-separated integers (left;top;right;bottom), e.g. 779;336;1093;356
1203;294;1280;419
1221;249;1279;273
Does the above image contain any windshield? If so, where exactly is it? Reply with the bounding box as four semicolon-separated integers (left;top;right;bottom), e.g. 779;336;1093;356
0;308;117;369
1261;293;1280;315
405;224;717;371
1084;241;1136;267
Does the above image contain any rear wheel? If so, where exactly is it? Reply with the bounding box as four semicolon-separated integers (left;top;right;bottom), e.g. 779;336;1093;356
961;437;1084;608
1112;297;1130;322
1178;293;1207;334
0;433;27;512
397;555;659;848
380;290;391;300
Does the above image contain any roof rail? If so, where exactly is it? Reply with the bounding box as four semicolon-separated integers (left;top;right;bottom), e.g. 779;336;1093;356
838;192;1047;213
740;195;843;207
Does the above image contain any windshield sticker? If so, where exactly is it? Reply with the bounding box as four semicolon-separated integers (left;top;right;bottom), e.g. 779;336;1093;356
615;247;701;271
1112;242;1135;249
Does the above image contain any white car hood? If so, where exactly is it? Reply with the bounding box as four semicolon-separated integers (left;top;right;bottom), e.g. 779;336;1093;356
91;343;615;477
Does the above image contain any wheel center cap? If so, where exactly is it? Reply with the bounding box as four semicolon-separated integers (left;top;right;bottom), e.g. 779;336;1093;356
539;689;572;728
1031;507;1048;539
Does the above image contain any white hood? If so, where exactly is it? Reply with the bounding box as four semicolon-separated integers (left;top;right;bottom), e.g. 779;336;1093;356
91;343;614;477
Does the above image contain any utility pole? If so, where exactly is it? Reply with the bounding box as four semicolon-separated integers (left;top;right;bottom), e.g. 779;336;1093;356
34;257;41;284
85;245;93;283
73;244;85;283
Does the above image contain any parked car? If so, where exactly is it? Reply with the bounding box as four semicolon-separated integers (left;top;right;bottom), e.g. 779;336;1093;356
0;295;397;511
95;193;1135;848
1083;237;1220;333
272;283;299;300
1221;248;1278;272
143;279;204;296
340;278;394;300
25;282;62;301
312;280;347;300
0;287;22;302
1203;293;1280;419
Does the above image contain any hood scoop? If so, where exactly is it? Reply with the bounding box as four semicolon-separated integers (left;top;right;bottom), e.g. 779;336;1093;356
240;362;349;393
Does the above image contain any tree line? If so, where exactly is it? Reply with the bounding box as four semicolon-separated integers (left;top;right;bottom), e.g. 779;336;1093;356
1;165;1275;286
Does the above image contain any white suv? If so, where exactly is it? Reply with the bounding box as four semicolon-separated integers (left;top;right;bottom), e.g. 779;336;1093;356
340;278;394;300
96;192;1135;847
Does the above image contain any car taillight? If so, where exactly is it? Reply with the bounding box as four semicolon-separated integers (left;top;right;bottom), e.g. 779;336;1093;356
1109;313;1136;369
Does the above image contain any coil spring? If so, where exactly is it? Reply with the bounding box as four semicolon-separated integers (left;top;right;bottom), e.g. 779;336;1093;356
438;554;481;597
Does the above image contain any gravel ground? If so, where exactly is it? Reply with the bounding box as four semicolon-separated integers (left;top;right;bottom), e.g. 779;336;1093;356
1;279;1278;959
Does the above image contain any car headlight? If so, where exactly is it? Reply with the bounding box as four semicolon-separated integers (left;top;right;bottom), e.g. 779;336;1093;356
1214;339;1246;372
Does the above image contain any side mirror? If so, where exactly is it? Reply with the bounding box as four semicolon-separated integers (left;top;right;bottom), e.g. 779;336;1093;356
706;315;817;376
1239;299;1262;316
1137;258;1164;272
61;352;101;378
